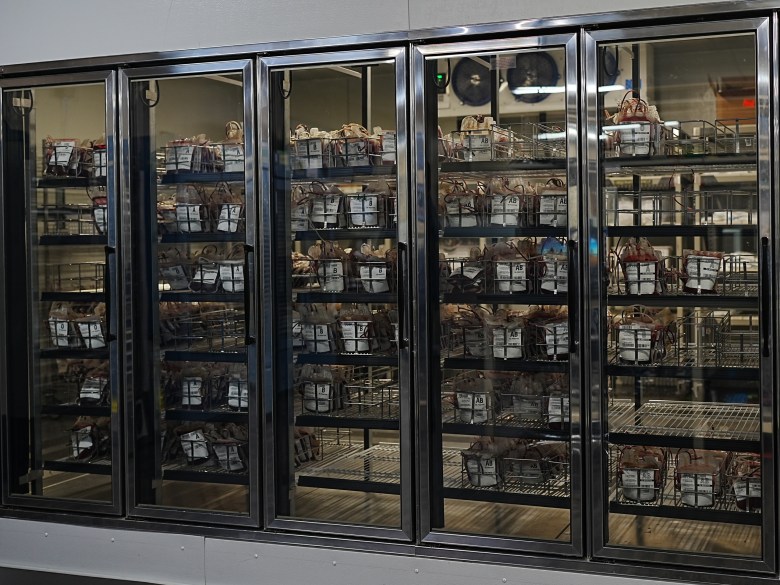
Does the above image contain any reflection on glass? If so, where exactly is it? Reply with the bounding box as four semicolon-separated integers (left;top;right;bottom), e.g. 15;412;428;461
598;34;762;558
428;48;573;541
130;73;250;515
3;82;115;504
271;62;402;528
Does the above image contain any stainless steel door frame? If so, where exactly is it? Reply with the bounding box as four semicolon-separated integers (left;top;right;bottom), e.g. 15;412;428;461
0;70;122;515
583;17;775;573
412;32;583;556
118;59;259;527
258;47;412;541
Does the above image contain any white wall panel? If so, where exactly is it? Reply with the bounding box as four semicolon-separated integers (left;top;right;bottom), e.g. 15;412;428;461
205;538;697;585
0;518;205;585
0;0;409;65
409;0;715;30
0;0;716;66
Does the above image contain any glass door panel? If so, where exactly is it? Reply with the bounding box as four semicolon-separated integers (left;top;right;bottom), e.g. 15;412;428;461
589;22;774;570
124;62;256;522
1;74;120;512
264;51;409;534
417;37;580;550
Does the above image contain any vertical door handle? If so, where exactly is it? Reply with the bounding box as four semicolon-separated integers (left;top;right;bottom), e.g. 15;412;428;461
567;240;578;355
244;244;256;346
760;237;770;358
397;242;408;350
104;245;117;343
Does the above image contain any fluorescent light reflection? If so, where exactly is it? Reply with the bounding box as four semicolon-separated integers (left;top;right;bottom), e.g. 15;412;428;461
598;84;625;92
510;85;565;95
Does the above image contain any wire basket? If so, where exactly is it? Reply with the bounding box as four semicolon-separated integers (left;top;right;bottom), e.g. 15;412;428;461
43;140;91;177
714;118;757;155
606;188;757;227
45;262;104;293
727;453;762;512
342;379;399;420
162;142;243;174
329;137;372;167
439;258;485;293
537;254;568;294
663;120;721;156
449;122;566;162
167;308;246;352
299;380;348;414
674;449;730;508
534;321;569;360
38;204;107;237
502;443;569;488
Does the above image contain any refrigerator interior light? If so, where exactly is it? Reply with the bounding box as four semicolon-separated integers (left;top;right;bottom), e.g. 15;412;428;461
510;85;565;95
598;84;626;92
602;123;641;131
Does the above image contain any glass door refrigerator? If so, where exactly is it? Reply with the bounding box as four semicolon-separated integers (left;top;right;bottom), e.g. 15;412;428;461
413;34;582;554
0;72;121;513
260;48;411;538
585;18;775;572
120;60;258;525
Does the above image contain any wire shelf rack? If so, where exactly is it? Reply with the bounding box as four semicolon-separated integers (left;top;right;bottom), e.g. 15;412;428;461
610;400;759;442
296;443;401;484
605;189;756;228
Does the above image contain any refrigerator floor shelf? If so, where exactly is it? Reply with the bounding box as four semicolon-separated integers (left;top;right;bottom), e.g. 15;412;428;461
296;443;401;490
162;461;249;485
610;446;762;525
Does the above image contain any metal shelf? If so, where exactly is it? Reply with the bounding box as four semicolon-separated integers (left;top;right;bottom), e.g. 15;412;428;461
291;165;396;180
440;160;566;174
293;229;396;242
442;358;569;373
608;400;760;452
159;172;243;184
40;291;104;302
603;154;755;172
296;414;399;430
608;501;762;526
294;353;397;367
159;292;243;303
296;443;401;494
37;177;107;189
607;294;758;309
442;293;568;306
164;408;249;423
39;235;107;246
44;457;112;475
40;348;109;360
441;227;567;239
159;232;245;244
41;404;111;417
163;350;246;364
294;292;396;304
606;364;759;381
606;225;757;238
